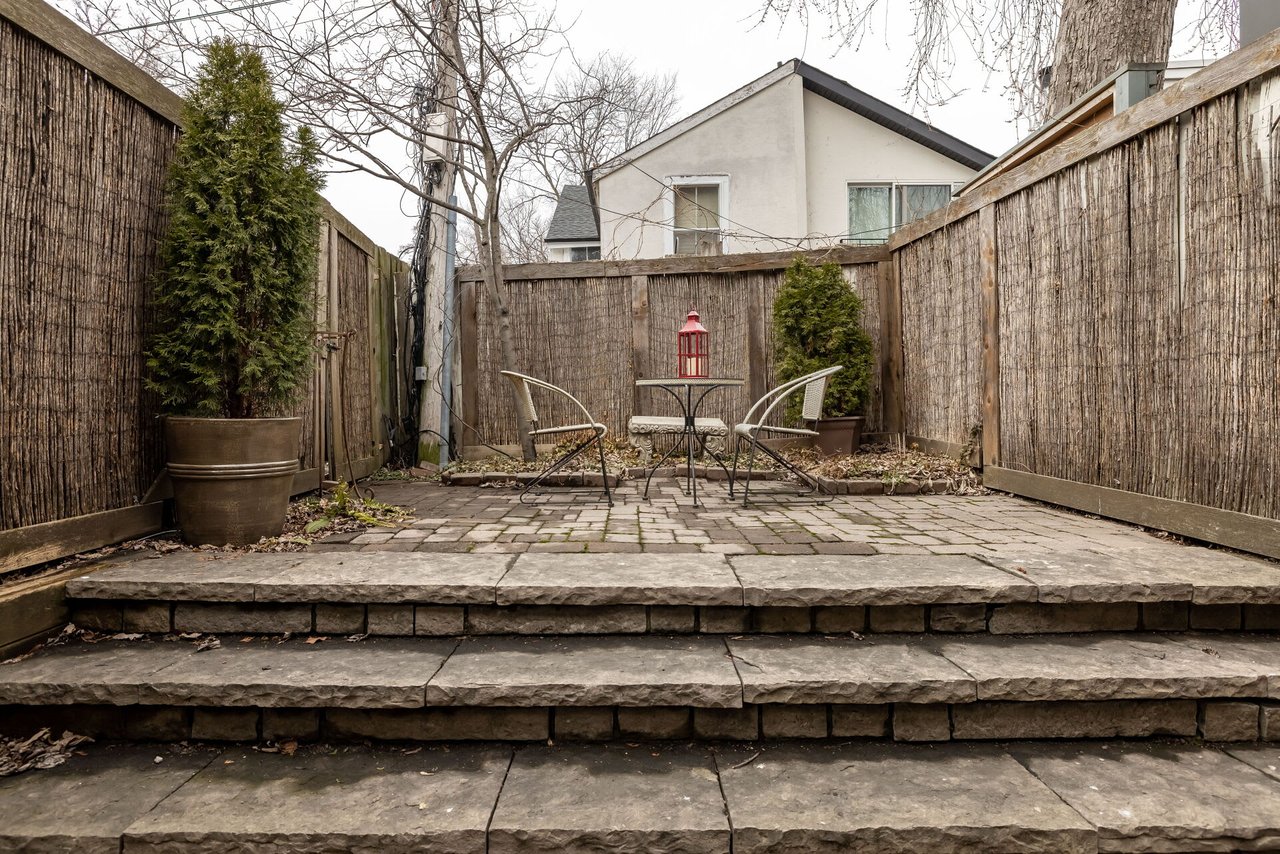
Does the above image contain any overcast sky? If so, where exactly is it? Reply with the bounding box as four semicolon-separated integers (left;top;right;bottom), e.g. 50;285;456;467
219;1;1227;252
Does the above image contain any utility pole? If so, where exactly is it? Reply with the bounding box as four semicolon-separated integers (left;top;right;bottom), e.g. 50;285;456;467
414;0;461;466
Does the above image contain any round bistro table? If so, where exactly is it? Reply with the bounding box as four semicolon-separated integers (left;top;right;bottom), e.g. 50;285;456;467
633;377;744;506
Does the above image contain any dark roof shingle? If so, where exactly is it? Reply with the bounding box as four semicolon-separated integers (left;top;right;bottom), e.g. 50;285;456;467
545;185;599;242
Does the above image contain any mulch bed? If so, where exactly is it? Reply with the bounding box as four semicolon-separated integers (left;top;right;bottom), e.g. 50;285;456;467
439;440;984;495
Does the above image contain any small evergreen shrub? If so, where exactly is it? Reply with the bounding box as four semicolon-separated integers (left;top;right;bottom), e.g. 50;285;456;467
147;41;323;418
772;258;874;421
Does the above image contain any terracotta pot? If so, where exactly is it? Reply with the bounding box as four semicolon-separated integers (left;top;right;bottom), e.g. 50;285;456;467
164;417;300;545
814;416;865;456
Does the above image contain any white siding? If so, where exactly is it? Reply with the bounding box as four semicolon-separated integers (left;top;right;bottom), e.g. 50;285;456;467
596;75;807;259
802;89;976;242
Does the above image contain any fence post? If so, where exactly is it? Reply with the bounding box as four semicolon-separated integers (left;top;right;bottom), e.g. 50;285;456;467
459;277;479;454
367;252;383;466
876;257;904;435
313;221;330;483
746;274;768;405
326;224;347;481
979;203;1000;467
630;275;650;418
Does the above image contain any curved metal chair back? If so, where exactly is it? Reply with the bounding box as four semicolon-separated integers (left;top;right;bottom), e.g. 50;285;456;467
741;365;843;430
498;370;612;506
731;365;844;506
503;371;540;428
500;371;602;435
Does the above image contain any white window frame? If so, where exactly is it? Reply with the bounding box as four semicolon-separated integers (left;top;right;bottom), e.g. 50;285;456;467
664;175;730;256
544;241;601;262
844;180;957;244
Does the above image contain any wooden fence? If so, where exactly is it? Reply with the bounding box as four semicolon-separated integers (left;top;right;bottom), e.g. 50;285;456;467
886;29;1280;558
0;0;409;575
454;247;892;453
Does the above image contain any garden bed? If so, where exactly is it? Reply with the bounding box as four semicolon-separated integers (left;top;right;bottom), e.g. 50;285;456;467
438;439;983;495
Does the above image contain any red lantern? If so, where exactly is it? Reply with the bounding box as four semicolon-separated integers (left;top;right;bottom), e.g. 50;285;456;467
678;308;709;378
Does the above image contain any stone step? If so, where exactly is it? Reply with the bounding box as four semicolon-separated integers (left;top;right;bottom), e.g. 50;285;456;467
2;633;1278;743
65;549;1280;637
5;740;1280;853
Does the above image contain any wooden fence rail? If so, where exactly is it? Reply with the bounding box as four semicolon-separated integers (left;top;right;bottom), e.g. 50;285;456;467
0;0;409;576
453;246;891;453
889;26;1280;559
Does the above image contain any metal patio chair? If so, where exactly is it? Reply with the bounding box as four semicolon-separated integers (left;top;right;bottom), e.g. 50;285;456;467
500;370;613;507
729;365;843;506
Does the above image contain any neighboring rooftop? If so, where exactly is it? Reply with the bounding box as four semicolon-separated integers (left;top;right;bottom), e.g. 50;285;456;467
544;185;599;243
594;59;996;179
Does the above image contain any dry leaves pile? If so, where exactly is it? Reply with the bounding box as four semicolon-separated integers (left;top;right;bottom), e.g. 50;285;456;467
0;728;92;777
445;435;645;477
793;444;985;493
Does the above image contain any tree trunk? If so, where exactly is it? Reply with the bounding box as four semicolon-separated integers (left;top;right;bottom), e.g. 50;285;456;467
1045;0;1178;117
479;204;538;461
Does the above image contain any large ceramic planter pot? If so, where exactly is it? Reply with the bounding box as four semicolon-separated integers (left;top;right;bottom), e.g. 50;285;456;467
814;416;865;456
164;417;300;545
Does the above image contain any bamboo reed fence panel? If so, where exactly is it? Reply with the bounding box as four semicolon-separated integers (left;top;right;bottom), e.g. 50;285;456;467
334;232;375;464
465;261;882;447
473;275;633;445
0;17;174;530
295;341;320;472
897;213;983;450
992;84;1280;521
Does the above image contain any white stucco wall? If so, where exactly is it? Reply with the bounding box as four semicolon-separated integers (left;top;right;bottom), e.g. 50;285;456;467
802;89;978;242
596;74;807;259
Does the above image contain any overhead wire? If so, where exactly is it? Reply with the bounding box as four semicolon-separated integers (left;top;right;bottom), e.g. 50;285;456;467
99;0;296;34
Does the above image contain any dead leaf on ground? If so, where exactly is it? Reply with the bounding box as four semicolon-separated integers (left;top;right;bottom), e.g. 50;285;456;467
0;729;93;777
194;637;221;653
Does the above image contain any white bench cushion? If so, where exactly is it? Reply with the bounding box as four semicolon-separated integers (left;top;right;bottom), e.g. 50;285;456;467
628;416;728;436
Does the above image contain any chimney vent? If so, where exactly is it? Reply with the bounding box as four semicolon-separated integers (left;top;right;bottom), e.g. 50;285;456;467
1241;0;1280;47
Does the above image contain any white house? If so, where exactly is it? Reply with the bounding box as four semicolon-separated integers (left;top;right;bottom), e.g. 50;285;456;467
544;59;994;261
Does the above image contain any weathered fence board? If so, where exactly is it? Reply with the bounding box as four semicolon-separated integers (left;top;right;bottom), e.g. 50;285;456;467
897;212;982;457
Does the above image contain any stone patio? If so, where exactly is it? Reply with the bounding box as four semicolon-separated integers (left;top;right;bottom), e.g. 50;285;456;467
334;479;1168;557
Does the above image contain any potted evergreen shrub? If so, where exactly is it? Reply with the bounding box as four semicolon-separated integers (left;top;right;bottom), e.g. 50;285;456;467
773;258;875;455
147;41;323;545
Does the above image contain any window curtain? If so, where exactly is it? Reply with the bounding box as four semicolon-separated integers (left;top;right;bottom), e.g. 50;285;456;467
847;185;891;244
674;185;720;230
897;184;952;225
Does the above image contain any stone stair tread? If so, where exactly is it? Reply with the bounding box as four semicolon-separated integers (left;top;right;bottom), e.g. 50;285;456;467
0;637;457;708
5;741;1280;853
726;635;977;705
66;552;306;602
730;553;1036;606
70;552;514;605
1008;742;1280;851
2;632;1278;710
987;548;1280;604
494;554;743;606
426;635;742;708
64;548;1280;609
933;633;1278;701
